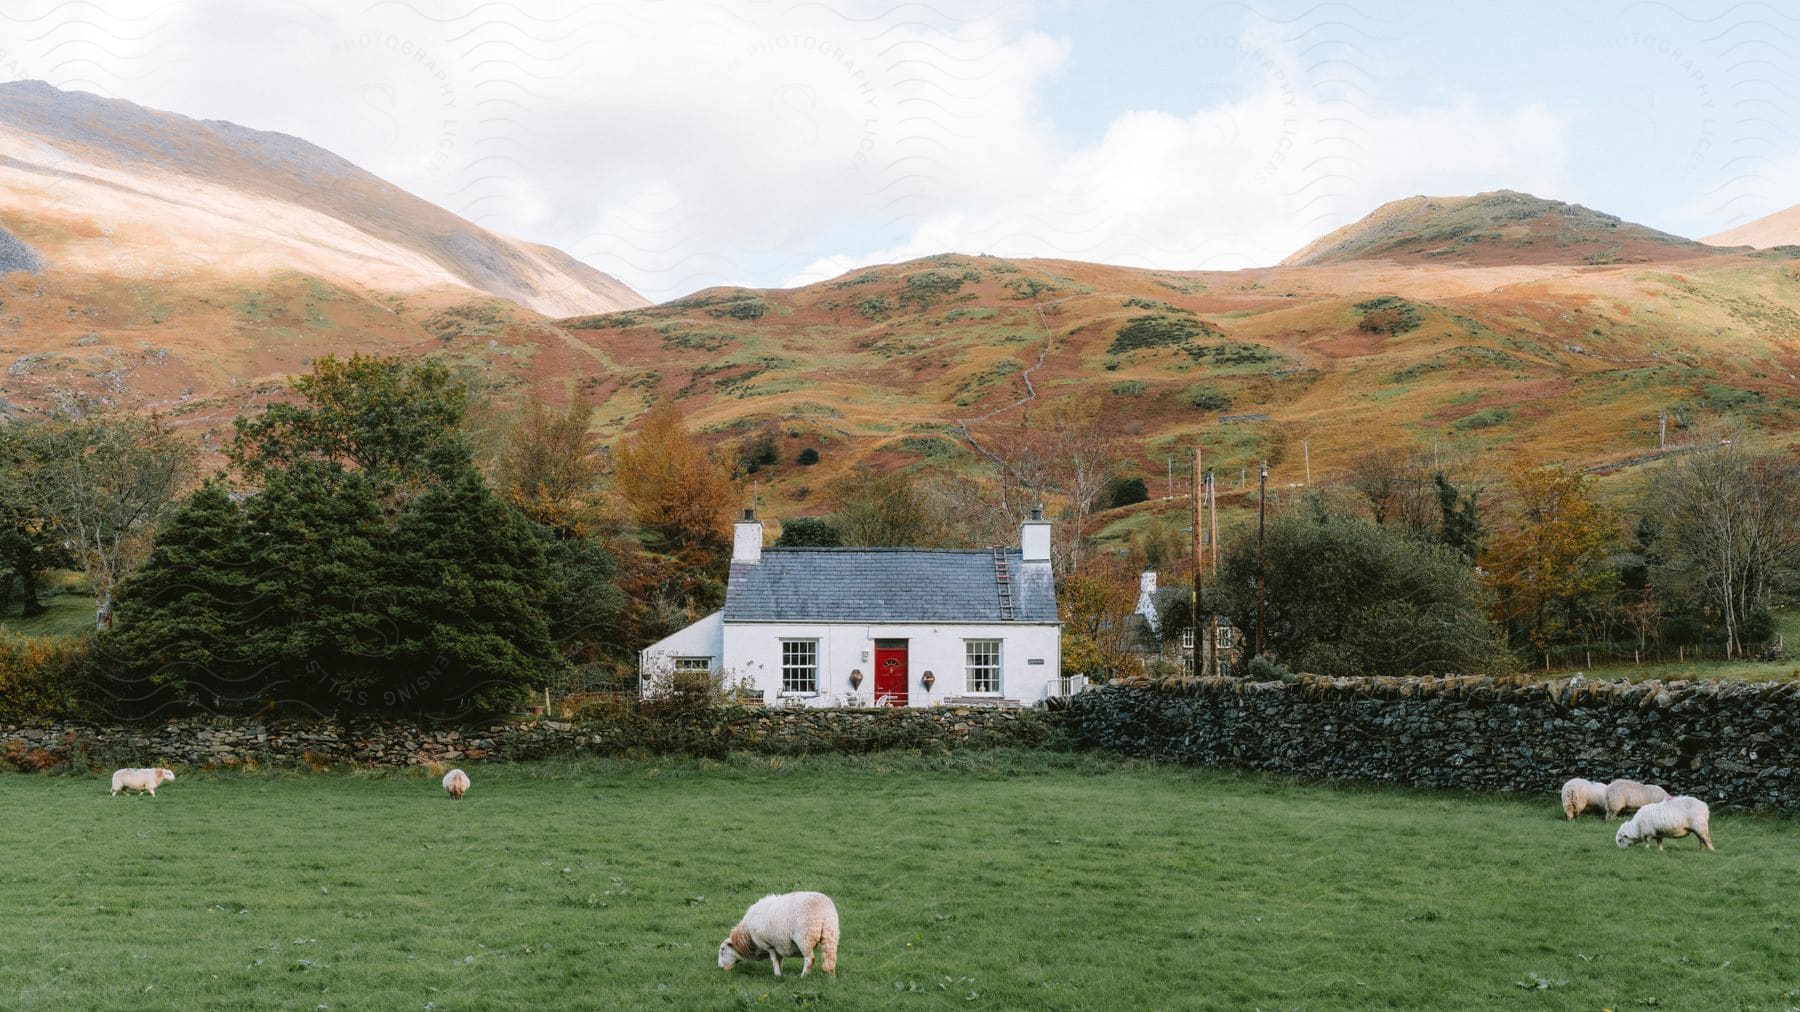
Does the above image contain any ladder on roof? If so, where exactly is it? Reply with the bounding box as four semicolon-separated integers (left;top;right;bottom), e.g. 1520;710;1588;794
992;546;1015;621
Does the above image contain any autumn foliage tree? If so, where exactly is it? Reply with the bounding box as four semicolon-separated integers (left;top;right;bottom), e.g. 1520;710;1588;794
1480;464;1621;660
1058;554;1145;683
612;401;735;556
610;402;737;661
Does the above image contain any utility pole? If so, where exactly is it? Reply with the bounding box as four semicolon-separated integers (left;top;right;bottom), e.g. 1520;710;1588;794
1205;469;1219;674
1659;412;1667;450
1208;470;1218;575
1191;447;1203;679
1255;461;1268;660
1303;439;1312;486
1167;456;1173;501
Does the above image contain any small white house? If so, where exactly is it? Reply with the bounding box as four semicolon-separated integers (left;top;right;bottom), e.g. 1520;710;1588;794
640;509;1066;707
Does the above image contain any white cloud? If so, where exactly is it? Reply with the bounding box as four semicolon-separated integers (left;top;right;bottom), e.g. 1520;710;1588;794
5;1;1572;301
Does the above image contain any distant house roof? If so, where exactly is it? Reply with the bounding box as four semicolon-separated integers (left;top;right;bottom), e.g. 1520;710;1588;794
724;548;1057;624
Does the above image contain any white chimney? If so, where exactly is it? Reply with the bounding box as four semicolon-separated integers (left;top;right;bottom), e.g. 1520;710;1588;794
733;508;764;563
1020;505;1051;563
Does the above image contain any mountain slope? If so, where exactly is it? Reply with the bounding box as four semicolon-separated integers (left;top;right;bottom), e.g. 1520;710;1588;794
0;80;644;316
549;238;1800;523
1704;205;1800;249
1282;190;1709;268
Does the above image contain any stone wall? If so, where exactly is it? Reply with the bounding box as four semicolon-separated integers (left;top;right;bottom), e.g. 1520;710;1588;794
0;705;1054;770
1067;675;1800;811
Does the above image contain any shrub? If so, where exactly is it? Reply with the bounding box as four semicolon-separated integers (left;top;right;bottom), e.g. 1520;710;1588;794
704;298;767;320
775;516;842;547
1186;385;1232;412
1098;476;1149;510
1354;295;1423;335
1110;380;1147;397
0;632;94;722
0;741;59;772
1245;655;1296;682
797;447;820;465
736;433;780;473
1109;314;1217;355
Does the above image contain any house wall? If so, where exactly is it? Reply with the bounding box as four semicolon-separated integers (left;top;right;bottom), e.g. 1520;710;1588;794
638;610;725;685
721;621;1062;707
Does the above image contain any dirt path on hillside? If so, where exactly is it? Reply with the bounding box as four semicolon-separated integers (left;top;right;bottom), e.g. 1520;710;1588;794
955;295;1079;467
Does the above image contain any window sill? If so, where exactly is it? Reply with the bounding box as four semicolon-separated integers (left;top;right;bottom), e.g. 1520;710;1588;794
777;691;820;698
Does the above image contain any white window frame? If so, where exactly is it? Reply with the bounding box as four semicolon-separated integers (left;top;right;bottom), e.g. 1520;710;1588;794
965;639;1003;695
672;656;713;672
1181;628;1195;650
780;639;819;695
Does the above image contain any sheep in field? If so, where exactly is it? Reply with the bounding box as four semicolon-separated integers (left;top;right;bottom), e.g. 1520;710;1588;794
1616;796;1714;851
442;769;470;801
1604;779;1670;820
1560;778;1608;820
718;891;839;977
110;768;175;797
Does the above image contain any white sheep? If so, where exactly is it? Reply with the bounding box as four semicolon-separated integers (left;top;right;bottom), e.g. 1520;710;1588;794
1604;778;1670;820
1616;796;1714;851
442;768;470;801
1559;777;1608;820
718;891;840;977
110;767;175;797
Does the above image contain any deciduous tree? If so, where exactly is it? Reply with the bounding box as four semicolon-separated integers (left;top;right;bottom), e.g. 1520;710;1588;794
1480;464;1620;658
612;401;735;555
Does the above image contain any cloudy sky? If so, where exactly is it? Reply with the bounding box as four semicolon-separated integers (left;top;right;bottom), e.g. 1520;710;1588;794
2;0;1793;300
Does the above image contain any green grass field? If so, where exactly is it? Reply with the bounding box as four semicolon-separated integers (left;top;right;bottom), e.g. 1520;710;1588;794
3;753;1796;1010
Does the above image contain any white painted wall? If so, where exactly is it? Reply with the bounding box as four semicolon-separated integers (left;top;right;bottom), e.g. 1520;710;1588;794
638;610;724;692
719;621;1062;707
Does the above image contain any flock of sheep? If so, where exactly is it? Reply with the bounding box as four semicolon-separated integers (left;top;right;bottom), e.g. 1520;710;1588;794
1561;777;1716;851
106;765;843;977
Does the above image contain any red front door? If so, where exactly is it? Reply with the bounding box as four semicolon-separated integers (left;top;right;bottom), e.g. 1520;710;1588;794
873;640;908;707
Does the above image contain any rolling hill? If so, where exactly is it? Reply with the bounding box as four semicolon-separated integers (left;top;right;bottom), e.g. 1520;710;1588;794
542;229;1800;530
1282;191;1709;268
1;85;1795;537
1704;205;1800;250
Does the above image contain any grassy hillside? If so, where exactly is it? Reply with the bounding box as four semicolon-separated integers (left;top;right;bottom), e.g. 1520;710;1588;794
8;193;1800;528
2;754;1794;1009
547;244;1800;520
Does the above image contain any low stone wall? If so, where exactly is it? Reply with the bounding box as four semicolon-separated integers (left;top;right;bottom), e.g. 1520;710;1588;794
0;705;1054;770
1068;675;1800;811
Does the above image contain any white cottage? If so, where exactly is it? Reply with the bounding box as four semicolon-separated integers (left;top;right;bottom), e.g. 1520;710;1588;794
640;509;1065;707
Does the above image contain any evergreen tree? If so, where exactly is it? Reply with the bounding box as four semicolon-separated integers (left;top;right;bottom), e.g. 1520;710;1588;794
107;482;254;711
382;468;559;713
240;462;391;711
1435;471;1482;561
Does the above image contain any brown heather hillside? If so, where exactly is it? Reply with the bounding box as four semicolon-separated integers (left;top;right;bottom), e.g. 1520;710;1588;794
542;238;1800;527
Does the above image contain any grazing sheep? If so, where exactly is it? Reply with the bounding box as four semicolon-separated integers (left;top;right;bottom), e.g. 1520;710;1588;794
442;769;470;801
1560;778;1608;820
1616;796;1714;852
718;891;839;978
1604;779;1670;820
110;768;175;797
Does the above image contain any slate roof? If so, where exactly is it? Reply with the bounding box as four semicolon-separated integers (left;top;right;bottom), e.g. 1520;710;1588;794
724;548;1058;624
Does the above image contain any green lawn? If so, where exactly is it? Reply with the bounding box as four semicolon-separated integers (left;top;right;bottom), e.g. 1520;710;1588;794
2;753;1796;1010
0;571;95;639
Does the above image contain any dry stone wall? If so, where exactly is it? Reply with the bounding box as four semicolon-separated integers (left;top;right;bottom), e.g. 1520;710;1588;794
1067;675;1800;811
0;705;1053;770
